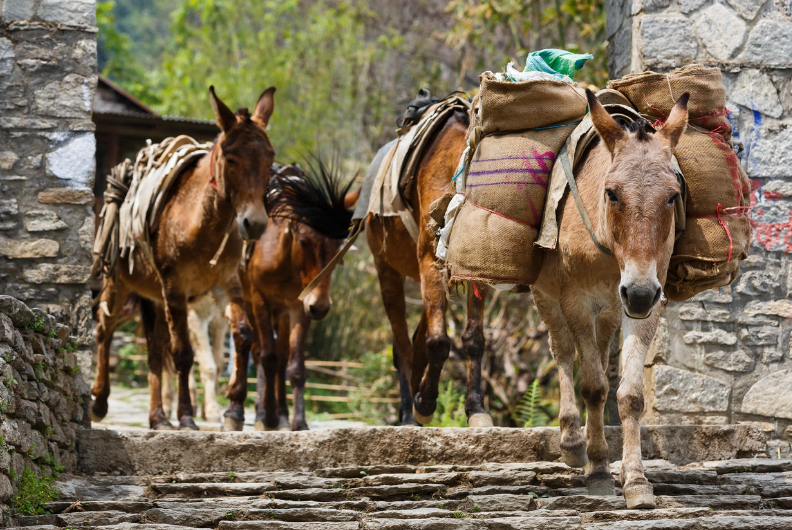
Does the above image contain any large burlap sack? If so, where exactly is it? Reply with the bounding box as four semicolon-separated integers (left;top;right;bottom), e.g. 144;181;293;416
607;64;730;136
676;129;748;216
478;73;587;133
446;124;574;287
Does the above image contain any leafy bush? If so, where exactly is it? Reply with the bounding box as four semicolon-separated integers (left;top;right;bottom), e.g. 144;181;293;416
8;468;60;516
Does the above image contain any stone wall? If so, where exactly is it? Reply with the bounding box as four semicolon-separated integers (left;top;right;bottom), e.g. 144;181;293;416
0;0;98;348
0;295;91;519
605;0;792;446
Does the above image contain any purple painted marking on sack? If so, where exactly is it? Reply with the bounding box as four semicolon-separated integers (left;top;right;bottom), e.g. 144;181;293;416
468;167;548;176
467;181;547;189
472;154;556;164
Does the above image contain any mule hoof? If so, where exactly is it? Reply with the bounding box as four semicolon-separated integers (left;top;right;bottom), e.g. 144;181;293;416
561;443;589;468
467;413;493;428
223;416;245;432
91;399;108;421
151;420;175;431
179;417;199;431
412;405;434;426
623;480;656;509
586;472;616;496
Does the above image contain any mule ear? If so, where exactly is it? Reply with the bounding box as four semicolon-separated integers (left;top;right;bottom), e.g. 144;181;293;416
344;187;361;209
209;86;236;132
657;92;689;151
587;89;625;154
252;87;276;127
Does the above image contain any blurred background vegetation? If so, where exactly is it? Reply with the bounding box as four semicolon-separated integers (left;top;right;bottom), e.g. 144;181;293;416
99;0;608;426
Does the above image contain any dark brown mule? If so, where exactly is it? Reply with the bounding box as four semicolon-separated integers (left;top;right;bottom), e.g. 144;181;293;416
532;91;689;508
367;109;493;427
224;161;357;431
91;86;277;430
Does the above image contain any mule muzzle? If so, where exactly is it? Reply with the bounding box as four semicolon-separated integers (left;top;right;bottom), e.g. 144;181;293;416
620;283;662;319
237;211;268;241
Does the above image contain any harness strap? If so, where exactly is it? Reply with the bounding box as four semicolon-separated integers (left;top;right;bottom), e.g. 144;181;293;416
209;142;219;191
557;142;614;256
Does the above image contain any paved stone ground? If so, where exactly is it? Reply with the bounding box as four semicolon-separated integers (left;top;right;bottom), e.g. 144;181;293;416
5;425;791;529
96;385;367;432
8;457;792;529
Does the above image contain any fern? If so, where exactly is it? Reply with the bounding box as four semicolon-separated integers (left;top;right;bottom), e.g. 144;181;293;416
514;379;544;428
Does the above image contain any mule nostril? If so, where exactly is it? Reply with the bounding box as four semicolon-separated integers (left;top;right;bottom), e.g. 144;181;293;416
619;285;629;302
652;287;662;306
242;218;251;232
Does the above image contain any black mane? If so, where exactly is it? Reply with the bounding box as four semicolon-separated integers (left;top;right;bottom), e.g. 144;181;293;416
266;155;355;240
626;118;650;142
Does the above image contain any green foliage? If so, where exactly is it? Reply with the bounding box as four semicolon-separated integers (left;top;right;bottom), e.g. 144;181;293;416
513;378;558;428
8;468;60;516
427;381;467;428
24;316;47;334
227;471;237;481
445;0;608;88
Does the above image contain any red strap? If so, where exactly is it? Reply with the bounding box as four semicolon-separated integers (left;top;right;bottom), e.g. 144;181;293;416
209;142;218;191
473;283;482;300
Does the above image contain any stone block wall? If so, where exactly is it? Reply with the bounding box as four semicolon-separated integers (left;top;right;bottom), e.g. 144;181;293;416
0;0;98;348
0;295;91;518
605;0;792;444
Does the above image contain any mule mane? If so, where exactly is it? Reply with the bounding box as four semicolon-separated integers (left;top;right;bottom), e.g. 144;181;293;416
626;119;650;142
266;156;354;240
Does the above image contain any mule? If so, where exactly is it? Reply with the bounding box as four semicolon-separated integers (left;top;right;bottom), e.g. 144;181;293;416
532;90;689;509
91;86;276;430
366;108;492;427
223;161;357;431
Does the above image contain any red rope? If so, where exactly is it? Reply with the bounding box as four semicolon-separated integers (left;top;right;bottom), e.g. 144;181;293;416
473;283;482;300
689;205;752;263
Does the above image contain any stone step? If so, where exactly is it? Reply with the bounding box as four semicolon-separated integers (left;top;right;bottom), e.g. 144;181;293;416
77;425;766;475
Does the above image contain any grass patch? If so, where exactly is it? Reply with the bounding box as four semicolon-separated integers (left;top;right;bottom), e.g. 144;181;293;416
8;468;60;515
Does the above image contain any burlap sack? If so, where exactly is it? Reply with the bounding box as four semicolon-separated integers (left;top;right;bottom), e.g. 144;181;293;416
478;73;588;133
446;114;578;287
446;202;543;286
665;213;751;301
607;64;730;136
676;129;747;216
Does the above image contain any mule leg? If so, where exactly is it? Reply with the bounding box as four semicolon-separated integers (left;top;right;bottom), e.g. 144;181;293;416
250;294;279;431
187;303;213;421
140;299;174;430
286;305;310;431
372;253;418;426
618;311;659;509
205;308;229;423
412;255;450;426
462;284;492;427
223;286;254;431
91;278;129;421
559;294;614;494
275;312;291;430
159;286;199;431
532;290;586;467
161;353;176;420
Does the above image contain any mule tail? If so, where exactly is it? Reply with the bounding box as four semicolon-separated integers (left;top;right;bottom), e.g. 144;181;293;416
92;159;134;281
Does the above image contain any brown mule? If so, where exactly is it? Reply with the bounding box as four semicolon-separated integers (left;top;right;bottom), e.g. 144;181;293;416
224;161;358;431
532;90;690;508
367;109;493;428
91;86;277;430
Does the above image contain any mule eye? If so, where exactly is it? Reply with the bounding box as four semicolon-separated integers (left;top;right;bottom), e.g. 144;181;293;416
298;238;309;249
668;193;680;206
605;189;618;203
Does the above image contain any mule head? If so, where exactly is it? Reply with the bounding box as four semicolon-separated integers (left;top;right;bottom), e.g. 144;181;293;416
209;85;277;241
267;159;358;320
587;89;689;319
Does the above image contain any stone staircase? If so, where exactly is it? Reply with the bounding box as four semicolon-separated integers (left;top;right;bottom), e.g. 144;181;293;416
6;425;792;529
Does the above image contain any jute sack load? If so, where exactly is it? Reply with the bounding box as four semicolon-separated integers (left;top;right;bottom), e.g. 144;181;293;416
676;128;748;217
607;64;730;136
664;134;751;301
446;116;582;287
478;73;587;134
